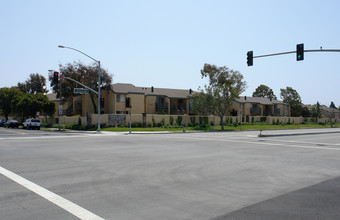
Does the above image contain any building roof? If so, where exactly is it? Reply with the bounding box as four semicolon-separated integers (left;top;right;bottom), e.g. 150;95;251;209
235;96;288;105
111;83;194;99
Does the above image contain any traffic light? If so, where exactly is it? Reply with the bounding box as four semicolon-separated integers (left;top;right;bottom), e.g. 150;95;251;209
53;71;59;84
100;98;104;108
296;43;304;61
247;51;253;66
125;97;131;108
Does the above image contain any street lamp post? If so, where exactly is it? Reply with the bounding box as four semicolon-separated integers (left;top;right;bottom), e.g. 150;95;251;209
58;45;101;132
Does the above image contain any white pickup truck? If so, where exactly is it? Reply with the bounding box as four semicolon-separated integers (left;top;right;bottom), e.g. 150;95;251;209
23;118;41;130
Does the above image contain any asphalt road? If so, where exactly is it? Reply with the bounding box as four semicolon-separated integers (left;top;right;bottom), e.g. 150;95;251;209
1;128;340;219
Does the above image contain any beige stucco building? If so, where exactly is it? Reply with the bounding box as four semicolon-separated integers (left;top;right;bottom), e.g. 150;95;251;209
49;83;290;118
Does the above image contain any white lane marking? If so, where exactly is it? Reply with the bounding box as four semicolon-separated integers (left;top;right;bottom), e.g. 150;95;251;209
260;138;340;146
0;132;122;140
0;166;105;220
177;136;340;151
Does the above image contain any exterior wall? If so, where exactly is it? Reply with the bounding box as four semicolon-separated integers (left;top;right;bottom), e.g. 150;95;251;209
82;94;95;116
146;96;157;114
128;94;145;114
72;95;82;115
106;90;116;114
274;104;290;117
65;89;292;118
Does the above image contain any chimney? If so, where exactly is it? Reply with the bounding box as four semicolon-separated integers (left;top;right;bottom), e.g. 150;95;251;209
151;86;154;93
245;96;247;100
189;89;192;94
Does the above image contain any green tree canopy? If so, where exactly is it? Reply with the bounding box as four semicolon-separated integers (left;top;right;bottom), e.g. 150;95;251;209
49;61;113;113
12;93;55;119
311;101;321;120
330;101;337;109
0;87;22;120
280;86;302;117
191;91;214;116
193;64;247;130
17;73;48;94
252;84;277;100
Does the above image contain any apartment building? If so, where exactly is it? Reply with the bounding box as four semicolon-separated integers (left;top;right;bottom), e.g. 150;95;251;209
50;83;290;117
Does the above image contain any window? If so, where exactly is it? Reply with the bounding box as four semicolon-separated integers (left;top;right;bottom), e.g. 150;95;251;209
117;94;125;102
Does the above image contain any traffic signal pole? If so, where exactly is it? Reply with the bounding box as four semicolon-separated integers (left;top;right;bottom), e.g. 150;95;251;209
247;44;340;66
59;75;62;131
253;49;340;59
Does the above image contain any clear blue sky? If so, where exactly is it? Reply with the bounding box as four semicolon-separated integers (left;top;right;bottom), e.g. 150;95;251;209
1;0;340;106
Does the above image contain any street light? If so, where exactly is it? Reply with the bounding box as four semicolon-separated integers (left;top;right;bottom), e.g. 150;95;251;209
58;45;102;132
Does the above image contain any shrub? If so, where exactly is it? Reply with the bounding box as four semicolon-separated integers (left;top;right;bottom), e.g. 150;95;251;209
260;117;267;123
131;122;142;127
199;117;203;125
152;116;156;127
190;117;196;126
176;116;183;125
160;117;165;126
170;116;174;126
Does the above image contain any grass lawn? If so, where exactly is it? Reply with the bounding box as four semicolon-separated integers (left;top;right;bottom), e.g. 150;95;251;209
99;123;340;132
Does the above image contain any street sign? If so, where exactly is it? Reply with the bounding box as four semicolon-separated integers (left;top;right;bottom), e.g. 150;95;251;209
74;88;89;94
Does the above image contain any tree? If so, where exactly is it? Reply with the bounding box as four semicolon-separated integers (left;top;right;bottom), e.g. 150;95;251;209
330;101;337;109
301;106;310;117
0;87;22;120
311;101;321;122
17;73;48;94
196;64;247;130
252;84;277;100
190;91;214;116
44;101;56;117
280;86;302;117
49;61;113;113
328;102;337;127
11;93;55;119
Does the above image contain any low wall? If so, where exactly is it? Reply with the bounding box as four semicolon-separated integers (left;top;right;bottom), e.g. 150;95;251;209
33;115;338;127
87;114;339;127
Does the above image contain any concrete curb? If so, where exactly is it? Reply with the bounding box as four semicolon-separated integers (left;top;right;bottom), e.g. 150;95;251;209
258;130;340;137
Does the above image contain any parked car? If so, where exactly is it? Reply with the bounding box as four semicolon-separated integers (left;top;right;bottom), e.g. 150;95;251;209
6;120;19;128
0;119;6;127
23;118;41;130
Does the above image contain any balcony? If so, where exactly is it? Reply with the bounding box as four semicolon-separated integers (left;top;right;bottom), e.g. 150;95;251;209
264;109;273;116
274;108;281;116
156;102;168;113
250;107;261;115
171;103;187;115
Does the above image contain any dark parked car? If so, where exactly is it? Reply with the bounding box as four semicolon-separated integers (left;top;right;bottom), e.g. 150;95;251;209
0;119;6;127
6;120;19;128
